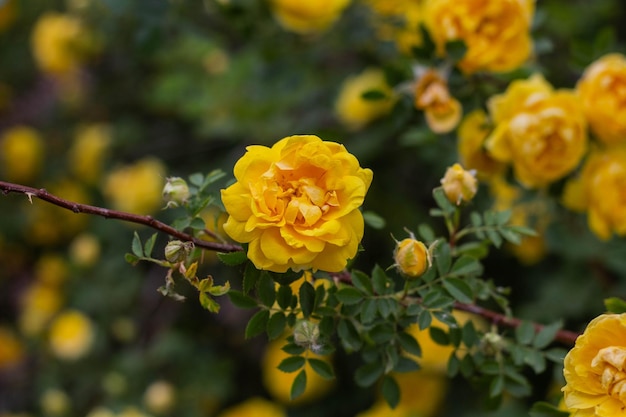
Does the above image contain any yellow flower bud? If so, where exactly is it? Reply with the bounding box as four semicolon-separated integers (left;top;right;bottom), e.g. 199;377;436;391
164;240;193;263
394;238;430;279
440;163;478;205
162;177;190;208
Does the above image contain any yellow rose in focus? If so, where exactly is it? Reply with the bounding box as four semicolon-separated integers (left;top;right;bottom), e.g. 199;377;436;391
0;126;44;184
485;74;587;188
576;53;626;146
0;326;25;370
217;397;286;417
262;336;334;405
457;109;504;179
49;310;95;360
440;163;478;205
365;0;424;54
562;148;626;240
562;313;626;416
69;124;111;185
30;12;96;75
103;157;166;215
335;68;396;131
221;135;373;273
414;68;462;133
269;0;350;34
422;0;534;74
356;372;447;417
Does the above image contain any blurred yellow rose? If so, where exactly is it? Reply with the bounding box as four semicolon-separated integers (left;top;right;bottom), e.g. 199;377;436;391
268;0;350;34
69;124;112;185
48;309;95;360
40;388;70;416
34;254;69;286
356;372;447;417
576;53;626;147
422;0;534;74
217;397;285;417
103;157;166;215
335;68;397;130
485;74;587;188
30;12;96;75
562;147;626;240
457;109;505;179
262;336;334;405
69;233;101;267
562;313;626;416
221;135;373;273
0;126;44;184
414;68;462;133
0;326;24;370
19;282;63;336
143;380;176;415
365;0;424;54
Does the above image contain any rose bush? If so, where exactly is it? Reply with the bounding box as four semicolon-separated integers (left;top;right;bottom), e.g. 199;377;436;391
221;135;373;273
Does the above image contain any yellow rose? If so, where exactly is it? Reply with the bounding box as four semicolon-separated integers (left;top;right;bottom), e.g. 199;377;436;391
414;68;462;133
562;148;626;240
365;0;424;54
69;124;111;185
576;53;626;146
268;0;350;34
457;109;505;179
562;313;626;416
221;135;373;273
143;380;176;415
49;310;95;360
217;397;286;417
0;126;44;184
103;157;166;215
34;254;69;286
0;326;24;370
485;74;588;188
440;163;478;205
19;282;63;336
262;335;334;405
30;12;94;75
335;68;396;131
422;0;534;74
393;237;431;279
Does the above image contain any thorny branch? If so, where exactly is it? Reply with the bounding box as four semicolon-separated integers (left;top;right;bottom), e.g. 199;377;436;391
0;180;243;253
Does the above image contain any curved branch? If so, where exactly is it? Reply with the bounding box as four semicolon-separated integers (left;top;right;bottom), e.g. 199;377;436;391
0;180;243;253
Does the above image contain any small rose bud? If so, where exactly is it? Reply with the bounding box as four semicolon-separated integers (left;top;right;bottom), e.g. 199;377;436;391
293;319;321;351
441;163;478;205
164;240;193;263
162;177;190;208
481;331;506;356
394;238;431;279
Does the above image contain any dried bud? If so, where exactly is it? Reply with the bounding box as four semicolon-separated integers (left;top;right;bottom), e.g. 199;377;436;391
293;319;321;352
162;177;190;208
394;238;431;279
481;331;507;356
164;240;193;263
441;163;478;205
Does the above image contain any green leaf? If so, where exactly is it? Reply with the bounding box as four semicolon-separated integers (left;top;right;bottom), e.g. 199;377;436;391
278;355;305;373
369;323;395;344
363;211;386;229
189;217;206;230
338;319;362;351
605;297;626;314
470;211;483;227
417;224;436;244
276;285;293;310
290;370;307;400
397;332;422;357
360;299;378;324
299;281;316;318
445;39;467;62
199;292;220;313
189;172;204;187
267;312;287;340
545;348;567;363
450;256;483;276
524;348;546;373
418;309;432;330
355;361;384;388
143;233;158;257
227;290;258;309
131;232;143;257
351;270;374;295
245;310;270;339
529;402;570;417
489;374;505;398
432;187;456;215
442;277;474;303
381;375;400;409
515;320;536;346
361;89;388;100
125;253;140;264
533;321;562;349
487;229;503;248
243;263;260;295
257;272;276;307
282;342;305;355
217;251;248;266
447;354;460;377
429;327;449;346
462;321;480;348
371;265;390;295
435;242;452;276
308;358;335;380
335;287;363;305
495;209;512;226
208;282;230;297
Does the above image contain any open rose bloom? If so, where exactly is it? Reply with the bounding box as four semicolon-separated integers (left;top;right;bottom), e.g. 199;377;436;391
221;135;373;273
563;313;626;416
